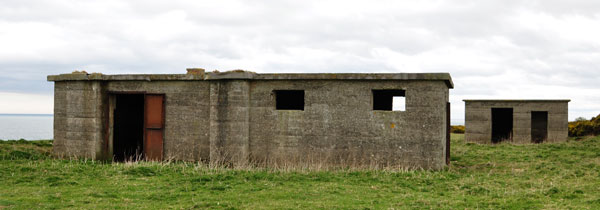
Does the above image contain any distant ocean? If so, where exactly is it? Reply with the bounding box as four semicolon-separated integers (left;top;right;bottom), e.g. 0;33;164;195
0;114;53;140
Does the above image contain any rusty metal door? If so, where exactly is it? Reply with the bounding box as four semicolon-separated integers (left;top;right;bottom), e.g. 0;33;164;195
446;102;451;165
144;94;165;161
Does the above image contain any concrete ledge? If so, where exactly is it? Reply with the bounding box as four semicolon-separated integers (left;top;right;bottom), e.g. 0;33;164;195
464;99;570;102
204;70;256;80
48;71;454;88
48;74;205;81
254;73;453;88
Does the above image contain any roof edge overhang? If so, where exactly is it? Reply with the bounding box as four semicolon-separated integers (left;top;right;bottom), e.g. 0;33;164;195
463;99;571;102
48;71;454;88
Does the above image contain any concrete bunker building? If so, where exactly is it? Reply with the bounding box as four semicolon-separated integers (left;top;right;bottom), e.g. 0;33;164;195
48;69;453;169
464;100;570;144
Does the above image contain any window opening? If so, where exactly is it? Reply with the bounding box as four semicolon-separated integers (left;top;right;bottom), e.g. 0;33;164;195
275;90;304;110
373;89;406;111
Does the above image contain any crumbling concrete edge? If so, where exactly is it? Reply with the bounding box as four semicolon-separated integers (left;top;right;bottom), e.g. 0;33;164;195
463;99;571;102
48;70;454;88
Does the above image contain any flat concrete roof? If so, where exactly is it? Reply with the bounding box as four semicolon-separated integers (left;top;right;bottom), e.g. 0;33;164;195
463;99;570;102
48;69;454;88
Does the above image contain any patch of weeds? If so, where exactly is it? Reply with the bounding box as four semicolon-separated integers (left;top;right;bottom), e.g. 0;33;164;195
544;187;560;196
395;180;417;191
8;150;33;159
214;174;234;181
191;202;236;209
587;198;600;204
31;141;53;147
124;166;158;176
563;190;585;200
45;194;61;201
14;176;35;184
209;185;230;191
146;193;169;201
467;186;490;195
584;164;597;170
310;172;333;182
90;192;119;199
43;176;78;187
45;176;61;183
563;194;579;199
247;186;266;192
0;199;16;207
191;175;212;184
499;197;542;209
19;166;35;172
244;171;274;181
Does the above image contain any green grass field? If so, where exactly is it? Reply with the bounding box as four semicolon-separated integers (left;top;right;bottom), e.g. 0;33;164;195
1;135;599;209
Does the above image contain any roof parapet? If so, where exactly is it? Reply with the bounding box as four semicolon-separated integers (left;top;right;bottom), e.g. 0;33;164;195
48;69;453;88
204;70;256;80
463;99;571;102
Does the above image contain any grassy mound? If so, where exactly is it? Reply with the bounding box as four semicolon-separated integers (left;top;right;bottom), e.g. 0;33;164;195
1;135;599;209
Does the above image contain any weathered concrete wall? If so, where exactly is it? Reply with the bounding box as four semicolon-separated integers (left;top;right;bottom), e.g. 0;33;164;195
248;80;449;169
53;81;105;159
464;100;569;144
209;80;250;165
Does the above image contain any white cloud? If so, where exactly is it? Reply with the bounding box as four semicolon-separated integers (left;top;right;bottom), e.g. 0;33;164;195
0;0;599;121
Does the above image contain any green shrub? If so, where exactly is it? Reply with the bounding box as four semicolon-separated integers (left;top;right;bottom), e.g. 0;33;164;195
450;125;465;134
569;114;600;137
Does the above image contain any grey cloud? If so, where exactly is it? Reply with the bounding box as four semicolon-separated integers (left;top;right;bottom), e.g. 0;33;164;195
0;0;599;120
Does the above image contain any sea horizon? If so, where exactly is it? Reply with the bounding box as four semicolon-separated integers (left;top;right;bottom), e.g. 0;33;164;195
0;114;53;140
0;113;53;116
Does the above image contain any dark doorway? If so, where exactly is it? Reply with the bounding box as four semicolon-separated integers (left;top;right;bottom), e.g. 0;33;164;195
491;108;513;143
446;102;450;165
531;111;548;143
113;94;145;161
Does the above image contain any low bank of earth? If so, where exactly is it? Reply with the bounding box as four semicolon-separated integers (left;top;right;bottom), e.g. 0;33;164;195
1;135;599;209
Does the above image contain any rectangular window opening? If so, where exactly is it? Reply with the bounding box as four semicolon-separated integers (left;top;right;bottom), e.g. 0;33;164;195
275;90;304;110
373;89;406;111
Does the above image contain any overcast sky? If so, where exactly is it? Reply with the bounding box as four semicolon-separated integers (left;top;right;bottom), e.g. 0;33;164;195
1;0;599;124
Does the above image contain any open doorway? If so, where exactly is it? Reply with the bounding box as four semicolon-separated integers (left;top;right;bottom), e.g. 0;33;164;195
491;108;513;143
531;111;548;143
113;94;145;161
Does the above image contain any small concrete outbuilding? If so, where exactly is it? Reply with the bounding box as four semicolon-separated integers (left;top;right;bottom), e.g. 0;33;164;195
464;100;570;144
48;69;453;169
